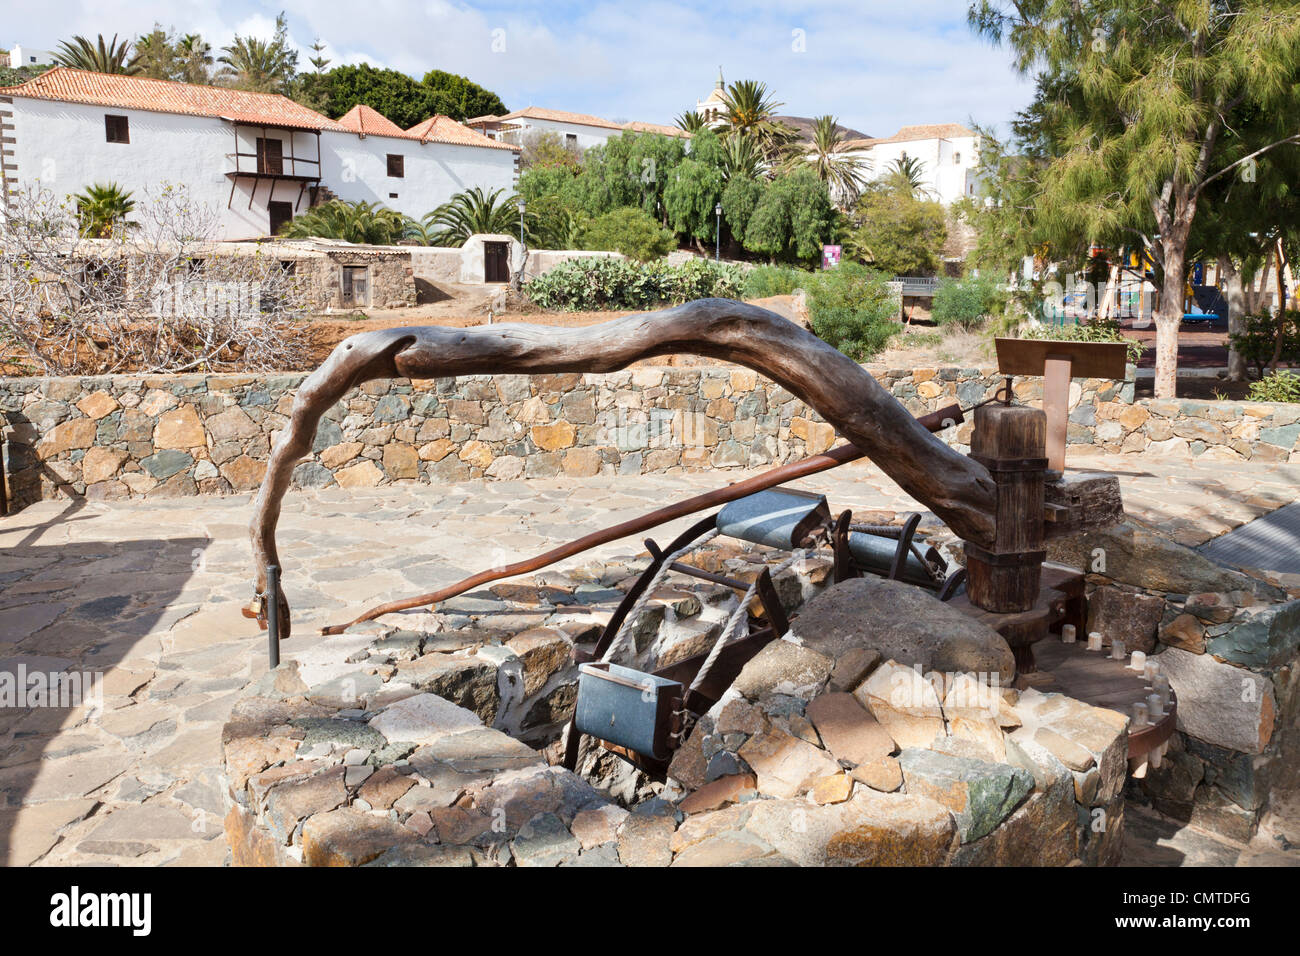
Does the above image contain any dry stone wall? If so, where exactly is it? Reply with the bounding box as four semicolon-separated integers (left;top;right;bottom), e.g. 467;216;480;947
2;364;1298;509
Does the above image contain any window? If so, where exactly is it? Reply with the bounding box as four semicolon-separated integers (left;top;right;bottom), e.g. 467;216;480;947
386;154;404;178
268;201;294;235
565;133;577;148
388;192;399;199
105;114;129;144
954;152;962;165
256;137;284;175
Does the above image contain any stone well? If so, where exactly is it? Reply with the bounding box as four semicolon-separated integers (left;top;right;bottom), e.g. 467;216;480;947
221;535;1133;867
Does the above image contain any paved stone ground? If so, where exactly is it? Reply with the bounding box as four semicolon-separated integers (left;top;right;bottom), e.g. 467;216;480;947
1;452;1297;867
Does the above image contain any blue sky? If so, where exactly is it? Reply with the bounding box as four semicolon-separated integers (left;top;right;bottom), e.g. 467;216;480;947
8;1;1035;136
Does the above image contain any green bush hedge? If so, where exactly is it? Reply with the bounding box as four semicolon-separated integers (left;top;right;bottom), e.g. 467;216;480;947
1229;310;1300;380
1247;370;1300;403
742;265;809;299
803;262;900;361
523;257;745;311
1021;316;1144;364
932;275;1004;330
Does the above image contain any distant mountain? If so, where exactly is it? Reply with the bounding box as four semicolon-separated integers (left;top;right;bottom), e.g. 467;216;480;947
775;115;870;143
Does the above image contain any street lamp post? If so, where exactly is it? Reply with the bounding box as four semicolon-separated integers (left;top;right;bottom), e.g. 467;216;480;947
715;202;722;261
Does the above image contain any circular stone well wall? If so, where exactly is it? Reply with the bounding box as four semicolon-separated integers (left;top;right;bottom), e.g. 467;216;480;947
221;540;1130;866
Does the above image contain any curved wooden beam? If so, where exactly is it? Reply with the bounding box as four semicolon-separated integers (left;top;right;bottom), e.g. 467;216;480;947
248;299;996;636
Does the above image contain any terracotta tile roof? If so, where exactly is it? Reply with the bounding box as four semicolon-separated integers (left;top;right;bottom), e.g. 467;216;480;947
843;122;977;150
0;66;347;131
336;103;406;138
621;120;689;138
494;105;625;130
404;114;520;151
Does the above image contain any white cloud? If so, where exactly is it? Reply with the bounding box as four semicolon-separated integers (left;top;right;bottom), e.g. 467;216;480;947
8;0;1035;134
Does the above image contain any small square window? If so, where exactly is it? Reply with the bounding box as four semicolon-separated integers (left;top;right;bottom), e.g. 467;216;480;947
389;192;398;199
387;154;404;178
105;114;129;144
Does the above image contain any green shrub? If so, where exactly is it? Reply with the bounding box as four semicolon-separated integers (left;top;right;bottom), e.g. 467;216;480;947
1229;310;1300;380
932;275;1004;330
743;264;808;299
523;257;744;311
1247;370;1300;403
804;263;900;361
579;206;676;262
1021;316;1144;364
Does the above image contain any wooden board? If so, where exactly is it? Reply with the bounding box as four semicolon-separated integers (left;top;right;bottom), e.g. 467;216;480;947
994;338;1129;379
1032;639;1177;760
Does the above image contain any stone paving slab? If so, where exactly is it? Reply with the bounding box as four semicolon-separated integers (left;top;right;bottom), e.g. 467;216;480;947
0;452;1296;867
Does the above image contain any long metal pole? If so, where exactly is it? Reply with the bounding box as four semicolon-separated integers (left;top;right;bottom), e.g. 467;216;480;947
321;403;962;634
266;564;281;668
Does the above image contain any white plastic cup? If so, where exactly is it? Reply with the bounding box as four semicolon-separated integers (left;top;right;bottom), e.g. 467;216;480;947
1130;650;1147;672
1062;624;1076;644
1087;631;1104;651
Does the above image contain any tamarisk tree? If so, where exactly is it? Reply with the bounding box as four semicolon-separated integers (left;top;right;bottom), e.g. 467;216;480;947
0;184;307;375
971;1;1300;397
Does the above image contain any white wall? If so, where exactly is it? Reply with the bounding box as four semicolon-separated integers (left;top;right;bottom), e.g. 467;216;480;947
321;131;517;219
7;97;519;239
9;45;56;67
504;117;618;152
847;134;982;206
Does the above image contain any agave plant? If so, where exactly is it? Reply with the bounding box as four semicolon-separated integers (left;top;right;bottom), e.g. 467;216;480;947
53;34;140;74
797;115;870;207
674;111;707;134
279;200;408;244
72;182;136;237
414;187;523;247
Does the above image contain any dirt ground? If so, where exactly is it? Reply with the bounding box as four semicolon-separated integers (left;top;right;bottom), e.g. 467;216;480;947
294;293;808;369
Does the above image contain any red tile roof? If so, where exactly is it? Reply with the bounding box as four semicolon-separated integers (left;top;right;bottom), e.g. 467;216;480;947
843;123;977;150
621;120;689;138
404;114;520;150
490;105;625;130
0;66;348;131
336;103;406;138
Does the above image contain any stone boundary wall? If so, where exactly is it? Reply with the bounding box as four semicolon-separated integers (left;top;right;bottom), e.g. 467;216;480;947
1;364;1298;508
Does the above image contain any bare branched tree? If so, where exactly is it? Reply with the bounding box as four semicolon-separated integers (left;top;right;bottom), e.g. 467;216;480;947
0;183;308;375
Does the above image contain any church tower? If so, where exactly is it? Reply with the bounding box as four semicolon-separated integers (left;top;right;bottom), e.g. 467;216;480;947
695;67;727;126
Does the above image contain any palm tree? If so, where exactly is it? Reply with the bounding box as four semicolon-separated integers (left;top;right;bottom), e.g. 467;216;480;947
53;34;140;74
674;111;707;135
176;34;214;85
218;13;298;94
719;134;765;181
718;79;798;163
279;200;408;244
132;26;177;79
72;182;136;237
414;187;522;247
800;115;870;207
884;153;932;198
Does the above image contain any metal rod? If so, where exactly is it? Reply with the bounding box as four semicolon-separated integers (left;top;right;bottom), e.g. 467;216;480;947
266;564;280;668
319;403;963;635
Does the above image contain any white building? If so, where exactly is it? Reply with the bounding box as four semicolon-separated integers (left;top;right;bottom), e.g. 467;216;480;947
7;44;56;68
0;67;520;240
843;123;983;206
467;106;686;152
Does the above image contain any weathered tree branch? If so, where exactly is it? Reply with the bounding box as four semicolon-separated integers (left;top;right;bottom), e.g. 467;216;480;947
247;300;998;634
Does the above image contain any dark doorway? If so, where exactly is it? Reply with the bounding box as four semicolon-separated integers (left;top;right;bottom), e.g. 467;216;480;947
268;201;294;236
484;241;510;283
340;266;369;307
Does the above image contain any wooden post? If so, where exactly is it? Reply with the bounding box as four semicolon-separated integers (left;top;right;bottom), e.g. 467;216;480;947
1042;353;1071;476
965;403;1047;615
